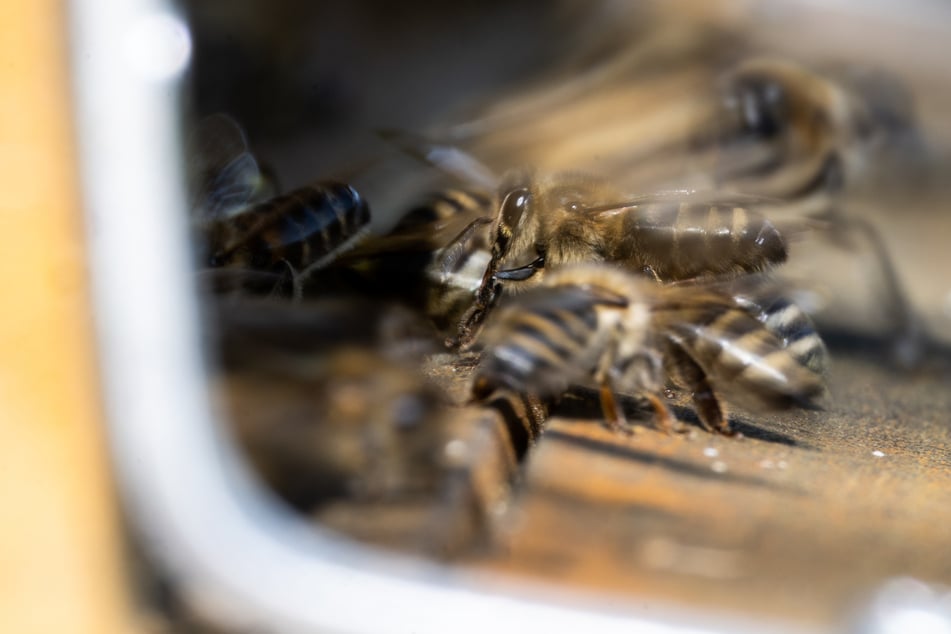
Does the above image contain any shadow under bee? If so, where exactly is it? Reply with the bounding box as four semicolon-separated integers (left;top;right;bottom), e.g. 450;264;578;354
543;427;805;494
821;329;951;374
554;387;811;450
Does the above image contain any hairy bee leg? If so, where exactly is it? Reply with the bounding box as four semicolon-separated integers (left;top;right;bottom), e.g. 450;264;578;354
454;302;487;350
451;250;501;348
455;257;545;349
454;189;534;349
644;392;678;434
641;265;663;283
809;210;920;365
454;279;502;350
680;360;733;435
691;380;734;436
277;259;303;301
597;379;633;435
665;342;734;436
435;216;493;270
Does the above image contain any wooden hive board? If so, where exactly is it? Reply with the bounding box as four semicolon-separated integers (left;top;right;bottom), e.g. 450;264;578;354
462;345;951;626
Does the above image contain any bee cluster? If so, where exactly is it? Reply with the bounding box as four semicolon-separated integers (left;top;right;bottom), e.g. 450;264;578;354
190;50;920;557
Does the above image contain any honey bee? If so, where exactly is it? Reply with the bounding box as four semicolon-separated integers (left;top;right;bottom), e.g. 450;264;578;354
452;169;794;347
373;132;801;348
695;58;920;360
471;264;826;436
698;58;915;215
190;114;372;295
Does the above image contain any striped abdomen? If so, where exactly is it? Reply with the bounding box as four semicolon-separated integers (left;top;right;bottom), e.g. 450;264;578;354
726;277;830;376
472;286;608;400
748;296;828;376
620;200;787;282
208;182;370;274
657;298;825;415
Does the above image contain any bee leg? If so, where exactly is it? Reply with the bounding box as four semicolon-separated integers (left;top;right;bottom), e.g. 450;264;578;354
691;380;734;436
456;256;546;349
434;216;492;273
642;265;663;283
454;189;534;348
847;215;921;367
665;343;734;436
454;278;502;349
277;259;304;302
644;392;681;435
454;303;486;350
682;368;733;436
818;211;921;366
597;380;631;434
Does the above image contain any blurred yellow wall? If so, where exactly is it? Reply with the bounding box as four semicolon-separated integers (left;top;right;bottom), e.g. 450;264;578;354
0;2;134;632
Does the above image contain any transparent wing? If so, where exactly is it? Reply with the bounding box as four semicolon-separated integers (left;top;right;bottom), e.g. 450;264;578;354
653;291;826;412
376;128;500;192
582;189;785;215
188;113;264;221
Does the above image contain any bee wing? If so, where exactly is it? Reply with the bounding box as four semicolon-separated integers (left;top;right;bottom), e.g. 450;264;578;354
654;297;826;413
376;128;500;192
188;113;266;222
673;272;782;311
197;154;263;221
582;189;786;214
498;283;629;315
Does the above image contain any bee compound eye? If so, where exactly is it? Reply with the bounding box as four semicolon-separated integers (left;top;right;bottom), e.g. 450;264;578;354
500;188;531;227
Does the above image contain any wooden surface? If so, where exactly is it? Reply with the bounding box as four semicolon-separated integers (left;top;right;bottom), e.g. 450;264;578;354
469;343;951;626
264;328;951;628
404;177;951;628
0;2;135;633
